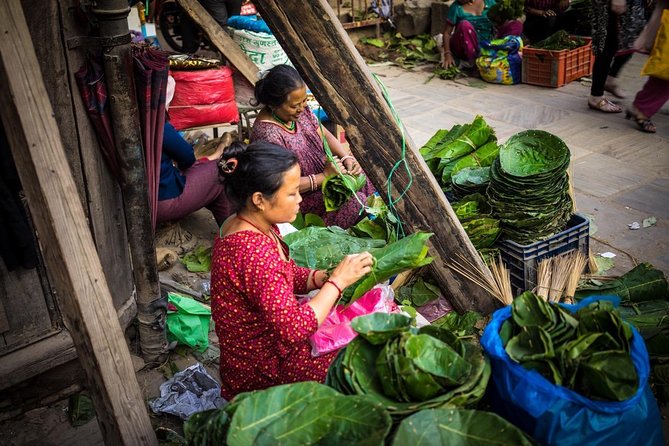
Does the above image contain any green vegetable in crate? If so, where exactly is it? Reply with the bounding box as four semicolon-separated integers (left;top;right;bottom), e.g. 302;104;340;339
322;173;367;211
326;313;490;418
503;292;638;401
532;30;585;51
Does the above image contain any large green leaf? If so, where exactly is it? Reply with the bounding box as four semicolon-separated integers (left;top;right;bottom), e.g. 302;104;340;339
498;130;570;177
505;325;555;362
284;226;385;270
511;291;556;328
391;408;536;446
576;351;638;401
226;382;339;446
350;313;413;345
575;262;669;303
343;232;434;303
254;394;391;446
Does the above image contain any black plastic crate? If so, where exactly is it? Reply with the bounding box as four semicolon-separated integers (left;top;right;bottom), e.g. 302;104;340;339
497;214;590;297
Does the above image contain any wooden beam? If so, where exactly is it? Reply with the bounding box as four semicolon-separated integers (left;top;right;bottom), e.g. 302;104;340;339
254;0;499;314
0;1;157;444
177;0;258;85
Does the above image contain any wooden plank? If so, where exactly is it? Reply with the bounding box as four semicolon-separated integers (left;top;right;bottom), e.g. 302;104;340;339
19;0;87;210
177;0;258;85
0;1;157;444
254;0;498;313
57;0;135;310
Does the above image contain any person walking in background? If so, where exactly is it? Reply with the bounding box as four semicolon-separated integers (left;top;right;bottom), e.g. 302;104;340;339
588;0;646;112
626;0;669;132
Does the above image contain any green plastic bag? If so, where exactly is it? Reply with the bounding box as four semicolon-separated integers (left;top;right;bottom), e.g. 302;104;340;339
167;292;211;352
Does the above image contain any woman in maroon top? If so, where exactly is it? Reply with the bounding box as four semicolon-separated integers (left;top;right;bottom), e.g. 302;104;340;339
251;65;375;229
211;140;373;400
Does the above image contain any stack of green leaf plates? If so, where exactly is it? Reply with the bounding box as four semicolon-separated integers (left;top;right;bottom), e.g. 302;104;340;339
487;130;573;245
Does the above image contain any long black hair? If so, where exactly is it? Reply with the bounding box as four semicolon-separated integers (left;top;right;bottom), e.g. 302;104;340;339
252;64;305;108
218;141;299;212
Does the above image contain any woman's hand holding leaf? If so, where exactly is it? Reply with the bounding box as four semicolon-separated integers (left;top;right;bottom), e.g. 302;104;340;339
344;156;363;176
330;252;374;289
324;155;345;177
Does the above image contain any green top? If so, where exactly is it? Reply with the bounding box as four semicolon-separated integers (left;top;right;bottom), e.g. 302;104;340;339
447;0;497;42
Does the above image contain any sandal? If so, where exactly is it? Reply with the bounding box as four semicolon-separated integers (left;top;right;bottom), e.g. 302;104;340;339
625;109;657;133
588;97;622;113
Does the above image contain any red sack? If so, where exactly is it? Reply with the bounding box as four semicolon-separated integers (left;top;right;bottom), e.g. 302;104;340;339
169;66;239;130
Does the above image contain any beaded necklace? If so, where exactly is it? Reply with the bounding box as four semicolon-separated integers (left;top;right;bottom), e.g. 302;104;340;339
271;111;296;131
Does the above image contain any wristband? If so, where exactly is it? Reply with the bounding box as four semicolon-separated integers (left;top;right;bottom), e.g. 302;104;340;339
308;174;316;192
340;155;355;164
324;279;343;296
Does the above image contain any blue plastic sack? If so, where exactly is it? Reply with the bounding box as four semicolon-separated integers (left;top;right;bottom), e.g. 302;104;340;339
480;295;664;446
226;15;272;35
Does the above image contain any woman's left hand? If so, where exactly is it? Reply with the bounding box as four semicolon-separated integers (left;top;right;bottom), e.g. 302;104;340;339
343;156;363;176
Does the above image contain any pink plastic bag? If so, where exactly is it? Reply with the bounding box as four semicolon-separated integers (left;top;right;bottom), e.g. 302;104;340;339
309;285;400;357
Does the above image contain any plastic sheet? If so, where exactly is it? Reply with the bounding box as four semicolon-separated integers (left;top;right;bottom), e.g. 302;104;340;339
309;285;399;357
169;67;238;130
149;363;226;420
480;295;665;446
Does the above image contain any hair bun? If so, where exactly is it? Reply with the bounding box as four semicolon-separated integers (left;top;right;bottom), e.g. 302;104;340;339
218;141;247;176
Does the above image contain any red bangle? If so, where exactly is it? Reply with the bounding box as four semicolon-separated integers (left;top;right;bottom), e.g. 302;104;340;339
324;279;342;296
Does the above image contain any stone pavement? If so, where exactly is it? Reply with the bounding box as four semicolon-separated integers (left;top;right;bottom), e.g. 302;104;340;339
368;53;669;277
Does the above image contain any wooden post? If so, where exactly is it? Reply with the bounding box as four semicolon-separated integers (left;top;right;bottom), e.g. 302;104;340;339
254;0;499;313
0;1;157;444
177;0;258;85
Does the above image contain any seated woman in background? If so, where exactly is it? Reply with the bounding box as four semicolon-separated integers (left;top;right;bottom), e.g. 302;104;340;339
442;0;524;69
250;64;375;229
157;121;231;225
211;141;373;399
523;0;575;43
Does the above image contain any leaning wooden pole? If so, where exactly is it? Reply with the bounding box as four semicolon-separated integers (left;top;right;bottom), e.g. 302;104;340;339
92;0;167;364
254;0;498;313
0;1;157;444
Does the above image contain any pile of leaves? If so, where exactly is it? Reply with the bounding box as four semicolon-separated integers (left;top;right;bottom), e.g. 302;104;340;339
326;313;491;418
576;263;669;403
182;382;533;445
284;227;433;304
395;277;441;308
183;382;392;445
432;65;463;80
322;173;367;212
451;166;490;199
431;310;485;337
487;130;573;244
359;33;440;69
532;30;586;51
419;116;498;195
488;0;525;24
181;245;212;273
451;193;501;249
501;292;639;401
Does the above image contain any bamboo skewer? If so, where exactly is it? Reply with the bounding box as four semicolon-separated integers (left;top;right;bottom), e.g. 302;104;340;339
445;253;513;306
548;254;571;303
536;257;552;301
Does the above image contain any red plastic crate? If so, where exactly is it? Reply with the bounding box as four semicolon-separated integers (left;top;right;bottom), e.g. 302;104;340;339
522;37;593;88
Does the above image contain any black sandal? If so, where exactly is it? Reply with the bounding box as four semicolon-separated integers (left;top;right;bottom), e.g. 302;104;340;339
625;109;656;133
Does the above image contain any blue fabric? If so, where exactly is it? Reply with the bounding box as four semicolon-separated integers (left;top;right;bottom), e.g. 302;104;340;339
226;15;272;34
477;36;523;84
159;122;195;201
480;295;665;446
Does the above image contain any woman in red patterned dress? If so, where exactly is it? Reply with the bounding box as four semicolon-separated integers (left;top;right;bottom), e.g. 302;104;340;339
211;140;373;400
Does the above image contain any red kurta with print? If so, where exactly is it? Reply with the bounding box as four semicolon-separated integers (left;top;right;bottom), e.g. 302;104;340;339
211;229;337;400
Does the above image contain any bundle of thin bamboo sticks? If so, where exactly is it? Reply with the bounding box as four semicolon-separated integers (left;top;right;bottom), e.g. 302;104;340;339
535;251;587;303
446;253;513;305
